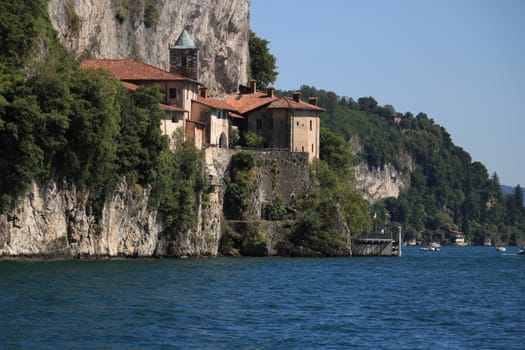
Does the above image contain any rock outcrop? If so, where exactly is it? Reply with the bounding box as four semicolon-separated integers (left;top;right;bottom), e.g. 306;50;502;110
350;136;414;203
0;149;314;258
47;0;250;95
353;162;410;203
0;179;222;257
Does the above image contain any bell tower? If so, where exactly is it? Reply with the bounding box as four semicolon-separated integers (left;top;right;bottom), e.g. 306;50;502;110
169;29;199;81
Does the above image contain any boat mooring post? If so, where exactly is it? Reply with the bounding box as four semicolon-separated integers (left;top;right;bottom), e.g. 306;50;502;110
398;226;402;257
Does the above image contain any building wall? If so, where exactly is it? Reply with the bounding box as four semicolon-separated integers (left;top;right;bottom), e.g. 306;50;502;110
128;80;198;112
266;110;289;149
291;111;320;162
169;47;199;81
191;104;229;148
160;112;185;139
209;111;229;147
185;122;204;149
245;108;320;162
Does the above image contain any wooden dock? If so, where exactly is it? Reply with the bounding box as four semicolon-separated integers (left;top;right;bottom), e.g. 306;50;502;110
351;229;402;257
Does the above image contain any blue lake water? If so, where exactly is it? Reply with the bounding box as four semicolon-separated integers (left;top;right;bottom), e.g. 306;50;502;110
1;246;524;349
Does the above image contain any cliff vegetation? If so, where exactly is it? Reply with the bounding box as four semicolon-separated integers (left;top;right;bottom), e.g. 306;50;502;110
0;0;202;237
279;86;525;246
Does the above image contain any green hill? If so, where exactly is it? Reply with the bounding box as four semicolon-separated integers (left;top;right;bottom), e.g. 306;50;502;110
279;86;525;245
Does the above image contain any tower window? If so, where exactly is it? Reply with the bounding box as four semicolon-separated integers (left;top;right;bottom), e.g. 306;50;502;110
310;120;312;131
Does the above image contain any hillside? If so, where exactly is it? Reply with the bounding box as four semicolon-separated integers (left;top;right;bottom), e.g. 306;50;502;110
280;86;525;246
501;185;525;206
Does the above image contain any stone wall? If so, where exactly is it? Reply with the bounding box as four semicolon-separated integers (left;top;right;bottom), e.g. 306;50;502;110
250;150;310;219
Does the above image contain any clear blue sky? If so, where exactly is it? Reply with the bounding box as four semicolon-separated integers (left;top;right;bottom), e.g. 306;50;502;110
250;0;525;187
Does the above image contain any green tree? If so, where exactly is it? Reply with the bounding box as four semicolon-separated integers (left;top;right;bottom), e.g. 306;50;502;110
249;31;278;88
223;151;256;220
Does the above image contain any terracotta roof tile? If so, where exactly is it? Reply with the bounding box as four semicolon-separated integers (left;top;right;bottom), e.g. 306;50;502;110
121;81;139;91
194;96;235;111
81;59;199;83
159;103;187;112
223;91;278;114
267;97;326;112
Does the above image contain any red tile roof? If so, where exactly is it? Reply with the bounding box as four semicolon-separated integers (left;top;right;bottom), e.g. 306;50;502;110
223;91;278;114
223;91;325;114
81;59;199;83
194;96;236;111
267;97;325;112
121;81;139;91
159;103;187;112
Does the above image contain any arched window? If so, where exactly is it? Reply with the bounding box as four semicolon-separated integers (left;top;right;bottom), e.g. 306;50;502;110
219;132;228;148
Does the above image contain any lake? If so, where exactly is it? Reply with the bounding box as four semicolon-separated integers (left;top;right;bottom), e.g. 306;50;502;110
1;246;524;349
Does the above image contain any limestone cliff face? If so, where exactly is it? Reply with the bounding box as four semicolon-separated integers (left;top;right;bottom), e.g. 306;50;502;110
350;136;413;203
0;180;220;257
352;153;414;203
47;0;249;95
353;163;409;203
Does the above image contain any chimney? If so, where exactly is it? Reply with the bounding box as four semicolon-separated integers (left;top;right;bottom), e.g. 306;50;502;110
200;86;208;98
308;97;318;106
250;79;257;93
292;92;301;102
267;87;275;98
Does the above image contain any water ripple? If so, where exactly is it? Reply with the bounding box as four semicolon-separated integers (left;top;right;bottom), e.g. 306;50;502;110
1;248;524;349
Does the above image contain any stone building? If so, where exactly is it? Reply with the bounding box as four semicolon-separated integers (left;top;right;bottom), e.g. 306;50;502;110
224;80;324;162
191;87;237;148
80;57;199;139
81;31;324;161
169;29;199;81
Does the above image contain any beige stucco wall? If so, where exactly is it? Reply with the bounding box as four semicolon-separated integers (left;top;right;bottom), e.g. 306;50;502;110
210;111;229;147
291;111;319;162
160;112;185;139
192;103;229;147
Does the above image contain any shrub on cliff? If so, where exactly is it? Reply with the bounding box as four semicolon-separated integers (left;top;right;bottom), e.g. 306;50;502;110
290;129;370;252
223;151;256;220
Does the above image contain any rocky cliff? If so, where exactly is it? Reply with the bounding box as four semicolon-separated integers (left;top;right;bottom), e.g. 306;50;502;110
349;135;413;203
47;0;250;95
0;180;221;257
0;148;312;258
353;161;411;203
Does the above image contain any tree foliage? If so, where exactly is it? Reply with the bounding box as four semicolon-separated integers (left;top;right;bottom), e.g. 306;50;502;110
0;0;207;233
291;128;369;247
284;85;525;245
223;151;257;220
249;31;278;88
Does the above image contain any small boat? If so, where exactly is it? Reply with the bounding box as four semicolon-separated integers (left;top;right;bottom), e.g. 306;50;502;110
420;242;440;251
517;247;525;255
496;245;506;252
